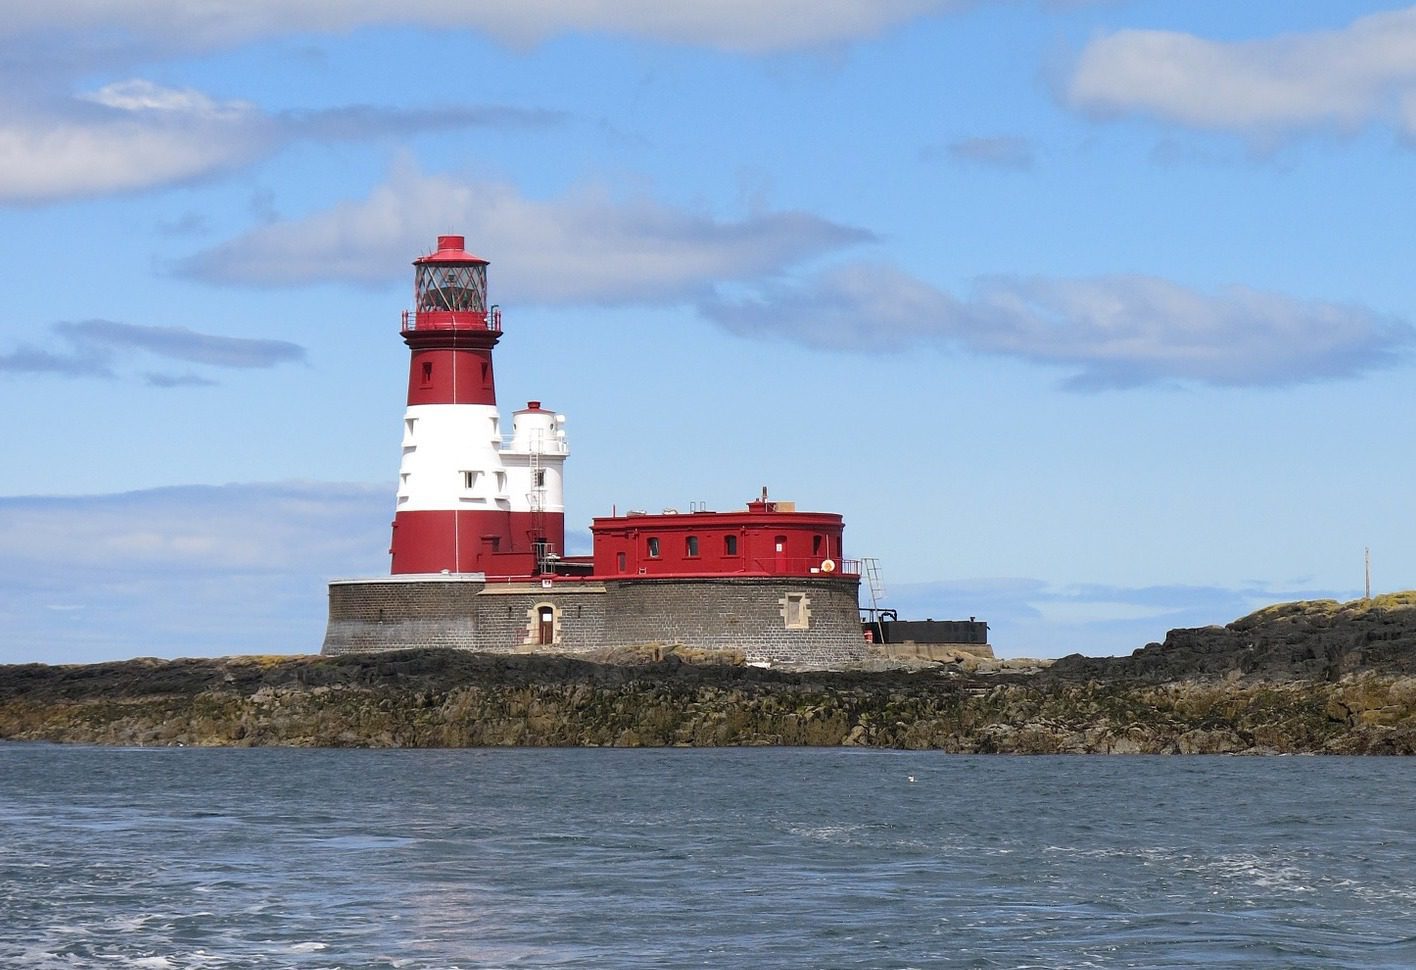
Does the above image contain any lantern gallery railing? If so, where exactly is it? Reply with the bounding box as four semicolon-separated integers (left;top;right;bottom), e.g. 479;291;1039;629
401;306;503;333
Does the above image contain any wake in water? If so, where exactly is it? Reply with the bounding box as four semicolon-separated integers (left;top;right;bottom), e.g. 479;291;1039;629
2;746;1415;969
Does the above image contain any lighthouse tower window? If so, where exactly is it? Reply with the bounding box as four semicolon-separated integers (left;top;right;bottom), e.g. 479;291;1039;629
646;537;661;559
534;470;546;488
420;361;433;386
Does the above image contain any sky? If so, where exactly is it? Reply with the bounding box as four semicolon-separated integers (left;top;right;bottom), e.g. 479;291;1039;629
2;1;1414;665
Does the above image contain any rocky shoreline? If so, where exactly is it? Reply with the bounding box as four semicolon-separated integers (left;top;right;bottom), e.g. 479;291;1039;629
3;594;1415;753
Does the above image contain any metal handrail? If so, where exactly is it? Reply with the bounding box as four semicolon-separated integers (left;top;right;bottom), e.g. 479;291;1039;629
401;307;503;333
744;556;860;576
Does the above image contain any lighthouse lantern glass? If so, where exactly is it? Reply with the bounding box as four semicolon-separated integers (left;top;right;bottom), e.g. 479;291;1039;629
416;263;487;313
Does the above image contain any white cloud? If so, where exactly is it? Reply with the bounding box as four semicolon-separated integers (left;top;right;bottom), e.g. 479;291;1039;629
0;79;561;204
0;483;389;664
0;81;276;202
930;135;1035;169
177;161;874;303
1;319;305;384
81;79;245;117
2;1;954;56
1066;6;1416;138
700;264;1414;388
0;483;381;573
54;319;306;369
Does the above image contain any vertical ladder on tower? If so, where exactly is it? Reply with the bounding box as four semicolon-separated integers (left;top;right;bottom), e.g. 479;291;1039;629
862;557;885;614
527;432;547;572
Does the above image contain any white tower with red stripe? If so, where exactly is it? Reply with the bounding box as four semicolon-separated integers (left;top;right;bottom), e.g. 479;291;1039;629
389;235;567;576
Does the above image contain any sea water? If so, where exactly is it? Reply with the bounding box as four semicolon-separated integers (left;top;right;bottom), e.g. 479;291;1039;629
1;745;1414;969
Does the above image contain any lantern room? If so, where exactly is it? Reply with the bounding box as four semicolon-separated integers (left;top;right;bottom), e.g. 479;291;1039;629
404;235;499;335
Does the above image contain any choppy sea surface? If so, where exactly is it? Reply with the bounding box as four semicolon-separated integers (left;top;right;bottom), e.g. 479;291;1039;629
2;746;1415;969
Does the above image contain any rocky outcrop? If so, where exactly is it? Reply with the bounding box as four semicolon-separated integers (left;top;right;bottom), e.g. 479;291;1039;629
4;594;1415;752
1048;593;1416;683
3;641;1416;753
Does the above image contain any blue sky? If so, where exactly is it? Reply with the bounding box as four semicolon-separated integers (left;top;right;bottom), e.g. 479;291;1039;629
2;1;1414;664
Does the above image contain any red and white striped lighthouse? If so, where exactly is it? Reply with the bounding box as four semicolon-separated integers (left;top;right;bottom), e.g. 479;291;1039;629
388;235;567;576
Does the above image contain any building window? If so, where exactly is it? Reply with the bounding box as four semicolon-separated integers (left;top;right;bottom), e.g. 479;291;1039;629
463;470;479;489
534;469;546;488
647;537;661;559
724;535;738;556
685;535;699;558
781;592;811;630
617;552;626;572
495;472;507;492
812;535;823;556
421;362;433;386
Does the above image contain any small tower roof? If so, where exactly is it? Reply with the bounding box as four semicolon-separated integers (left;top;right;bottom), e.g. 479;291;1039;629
414;235;489;266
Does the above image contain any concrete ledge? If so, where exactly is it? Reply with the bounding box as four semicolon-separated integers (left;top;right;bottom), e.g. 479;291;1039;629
873;643;996;662
329;573;486;585
477;582;608;596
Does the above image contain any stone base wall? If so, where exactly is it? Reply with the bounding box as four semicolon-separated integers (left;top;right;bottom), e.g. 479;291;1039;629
603;577;868;666
473;583;610;656
323;577;484;654
322;575;869;667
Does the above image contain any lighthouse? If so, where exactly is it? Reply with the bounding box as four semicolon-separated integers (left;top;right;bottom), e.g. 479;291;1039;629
326;233;888;668
388;235;567;576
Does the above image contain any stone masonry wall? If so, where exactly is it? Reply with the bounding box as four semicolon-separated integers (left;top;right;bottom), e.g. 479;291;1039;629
472;584;610;656
322;578;484;655
603;577;867;666
322;575;868;667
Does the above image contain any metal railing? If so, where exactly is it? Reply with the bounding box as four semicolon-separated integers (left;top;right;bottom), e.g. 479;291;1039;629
401;306;503;333
744;557;861;576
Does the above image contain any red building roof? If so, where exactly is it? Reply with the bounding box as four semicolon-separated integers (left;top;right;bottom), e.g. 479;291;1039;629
414;235;488;265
